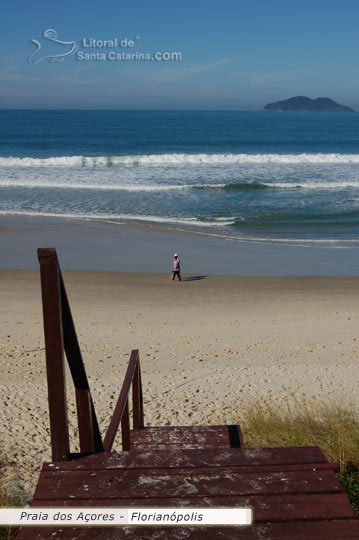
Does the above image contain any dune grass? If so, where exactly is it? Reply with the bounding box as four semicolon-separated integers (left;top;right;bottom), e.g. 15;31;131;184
239;398;359;518
0;457;27;540
0;491;21;540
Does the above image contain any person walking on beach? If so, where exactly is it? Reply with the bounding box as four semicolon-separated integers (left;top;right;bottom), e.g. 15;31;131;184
171;253;182;281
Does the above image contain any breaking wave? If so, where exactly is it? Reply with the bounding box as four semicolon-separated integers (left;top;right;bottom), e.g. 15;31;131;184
2;179;359;192
1;152;359;167
0;209;236;227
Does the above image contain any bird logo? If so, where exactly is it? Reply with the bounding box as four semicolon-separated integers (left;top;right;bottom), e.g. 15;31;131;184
28;29;78;64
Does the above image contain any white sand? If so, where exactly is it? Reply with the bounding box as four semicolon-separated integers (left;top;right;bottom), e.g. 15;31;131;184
1;270;359;497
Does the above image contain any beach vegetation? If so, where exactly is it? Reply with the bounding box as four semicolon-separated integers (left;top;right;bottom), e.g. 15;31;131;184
239;398;359;518
0;452;28;540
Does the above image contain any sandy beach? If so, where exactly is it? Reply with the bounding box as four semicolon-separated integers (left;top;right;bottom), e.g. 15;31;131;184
1;268;359;498
2;12;359;534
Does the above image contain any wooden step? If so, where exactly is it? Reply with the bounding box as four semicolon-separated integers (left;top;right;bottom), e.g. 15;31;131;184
27;493;356;529
16;519;359;539
35;467;344;500
129;425;243;450
42;445;328;471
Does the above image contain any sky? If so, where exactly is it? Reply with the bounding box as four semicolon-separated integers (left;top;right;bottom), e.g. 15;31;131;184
1;0;359;110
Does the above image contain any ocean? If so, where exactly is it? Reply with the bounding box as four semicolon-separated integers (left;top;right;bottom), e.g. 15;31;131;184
1;109;359;246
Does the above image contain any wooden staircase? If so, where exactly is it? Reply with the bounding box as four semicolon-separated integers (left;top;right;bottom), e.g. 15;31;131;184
16;249;359;539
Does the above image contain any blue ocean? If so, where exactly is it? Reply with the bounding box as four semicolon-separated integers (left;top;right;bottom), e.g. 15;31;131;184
1;109;359;245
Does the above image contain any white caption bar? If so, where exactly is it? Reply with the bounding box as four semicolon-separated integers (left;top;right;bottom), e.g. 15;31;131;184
129;508;252;525
0;508;252;526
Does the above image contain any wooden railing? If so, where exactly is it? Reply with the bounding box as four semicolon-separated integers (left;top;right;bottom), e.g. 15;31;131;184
103;349;144;451
37;248;144;461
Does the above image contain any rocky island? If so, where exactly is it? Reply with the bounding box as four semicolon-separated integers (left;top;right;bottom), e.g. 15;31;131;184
264;96;354;112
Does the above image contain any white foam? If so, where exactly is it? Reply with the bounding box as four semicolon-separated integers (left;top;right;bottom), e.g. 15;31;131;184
1;152;359;167
4;176;359;192
175;228;359;246
0;179;203;191
0;209;235;227
268;181;359;189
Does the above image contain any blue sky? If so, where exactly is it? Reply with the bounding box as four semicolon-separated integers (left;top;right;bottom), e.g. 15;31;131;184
1;0;359;109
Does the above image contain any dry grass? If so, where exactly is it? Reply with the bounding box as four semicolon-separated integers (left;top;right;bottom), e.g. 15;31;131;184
0;491;21;540
0;453;27;540
240;398;359;467
238;397;359;517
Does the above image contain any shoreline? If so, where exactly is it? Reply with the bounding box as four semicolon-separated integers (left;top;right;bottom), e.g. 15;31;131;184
1;214;359;275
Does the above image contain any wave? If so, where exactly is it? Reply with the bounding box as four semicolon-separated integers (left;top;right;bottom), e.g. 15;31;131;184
235;209;359;226
269;181;359;190
0;178;270;191
0;180;198;192
0;209;235;227
3;178;359;192
2;207;358;228
220;181;359;190
204;181;359;191
193;230;359;245
1;152;359;167
1;209;358;247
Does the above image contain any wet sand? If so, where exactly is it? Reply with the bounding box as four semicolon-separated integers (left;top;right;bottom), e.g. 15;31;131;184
1;214;359;275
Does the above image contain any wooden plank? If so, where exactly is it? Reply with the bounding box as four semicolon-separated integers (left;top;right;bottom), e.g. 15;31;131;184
130;425;242;448
34;469;343;500
37;248;70;462
30;493;355;522
42;446;328;471
130;425;239;434
16;519;359;540
103;349;139;452
75;389;98;454
132;362;141;430
39;461;340;478
129;443;244;450
59;272;103;454
138;363;144;428
121;400;131;451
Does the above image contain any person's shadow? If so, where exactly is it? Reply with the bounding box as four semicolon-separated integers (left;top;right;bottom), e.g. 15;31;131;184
183;275;207;281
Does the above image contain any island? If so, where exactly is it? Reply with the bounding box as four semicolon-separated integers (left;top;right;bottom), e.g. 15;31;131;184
263;96;354;112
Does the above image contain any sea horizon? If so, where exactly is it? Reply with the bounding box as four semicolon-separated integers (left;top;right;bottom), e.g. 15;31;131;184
0;107;358;112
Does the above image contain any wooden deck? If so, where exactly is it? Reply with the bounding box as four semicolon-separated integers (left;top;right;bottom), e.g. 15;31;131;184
16;249;359;539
